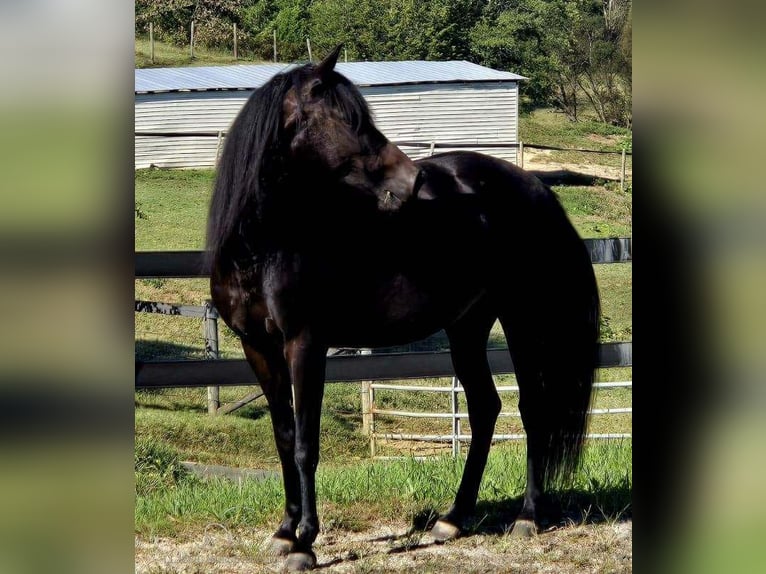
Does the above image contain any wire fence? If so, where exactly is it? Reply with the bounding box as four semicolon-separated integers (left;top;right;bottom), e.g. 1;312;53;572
135;130;632;189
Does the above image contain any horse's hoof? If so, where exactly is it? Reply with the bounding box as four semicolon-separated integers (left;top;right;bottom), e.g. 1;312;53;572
431;519;461;542
267;536;294;556
510;518;537;538
286;551;317;571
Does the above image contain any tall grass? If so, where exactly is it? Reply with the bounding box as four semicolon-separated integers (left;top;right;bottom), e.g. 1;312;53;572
136;438;631;537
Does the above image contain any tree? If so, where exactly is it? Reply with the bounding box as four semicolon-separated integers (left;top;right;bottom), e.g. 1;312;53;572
136;0;196;45
469;0;632;125
136;0;244;48
561;0;631;126
308;0;481;62
470;0;582;117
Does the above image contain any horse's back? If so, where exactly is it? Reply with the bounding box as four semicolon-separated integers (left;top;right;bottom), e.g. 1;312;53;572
416;150;596;317
415;151;550;200
416;151;582;253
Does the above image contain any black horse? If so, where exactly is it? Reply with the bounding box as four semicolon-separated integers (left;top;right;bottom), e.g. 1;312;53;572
207;46;600;571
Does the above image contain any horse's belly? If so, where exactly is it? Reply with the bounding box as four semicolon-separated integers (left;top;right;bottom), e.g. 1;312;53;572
321;273;484;348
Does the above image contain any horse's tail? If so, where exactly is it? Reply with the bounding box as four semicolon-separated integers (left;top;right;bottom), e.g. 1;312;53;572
532;199;600;491
497;180;600;491
539;236;600;490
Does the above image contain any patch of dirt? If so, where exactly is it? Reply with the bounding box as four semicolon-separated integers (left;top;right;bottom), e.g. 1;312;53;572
522;149;629;182
135;520;632;573
586;134;623;146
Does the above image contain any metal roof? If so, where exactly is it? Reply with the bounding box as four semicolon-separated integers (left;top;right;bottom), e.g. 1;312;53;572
135;60;526;94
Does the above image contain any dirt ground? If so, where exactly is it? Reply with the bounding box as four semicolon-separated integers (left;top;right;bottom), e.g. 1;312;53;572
136;519;632;573
522;148;631;182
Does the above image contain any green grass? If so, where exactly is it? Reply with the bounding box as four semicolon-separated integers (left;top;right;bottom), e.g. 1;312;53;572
136;438;631;537
135;387;369;470
554;185;632;238
135;35;266;68
135;169;213;250
519;108;631;152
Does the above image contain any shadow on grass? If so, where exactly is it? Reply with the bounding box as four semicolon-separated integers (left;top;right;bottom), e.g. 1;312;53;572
230;402;270;421
136;340;207;361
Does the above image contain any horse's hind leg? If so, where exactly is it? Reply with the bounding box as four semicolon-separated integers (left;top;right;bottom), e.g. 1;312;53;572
241;339;302;555
432;306;500;541
498;317;554;538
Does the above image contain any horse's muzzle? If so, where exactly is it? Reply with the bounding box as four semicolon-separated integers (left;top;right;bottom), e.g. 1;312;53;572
379;143;421;210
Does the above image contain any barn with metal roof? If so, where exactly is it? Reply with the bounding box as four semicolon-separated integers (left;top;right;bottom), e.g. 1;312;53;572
135;60;526;169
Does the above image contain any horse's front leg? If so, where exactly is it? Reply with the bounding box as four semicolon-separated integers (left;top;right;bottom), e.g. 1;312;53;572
283;330;327;571
241;339;302;555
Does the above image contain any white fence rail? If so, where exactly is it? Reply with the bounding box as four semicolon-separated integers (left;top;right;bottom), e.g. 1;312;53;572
366;378;632;459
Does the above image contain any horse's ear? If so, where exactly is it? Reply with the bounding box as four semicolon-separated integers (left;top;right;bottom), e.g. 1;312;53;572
315;44;343;79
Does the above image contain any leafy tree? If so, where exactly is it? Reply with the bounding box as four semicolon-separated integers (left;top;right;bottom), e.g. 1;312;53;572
574;0;632;126
309;0;481;62
470;1;560;109
136;0;196;45
136;0;247;50
469;0;631;125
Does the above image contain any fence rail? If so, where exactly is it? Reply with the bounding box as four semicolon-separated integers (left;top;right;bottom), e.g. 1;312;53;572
366;378;632;457
135;341;631;388
135;131;632;156
135;238;631;279
135;131;631;187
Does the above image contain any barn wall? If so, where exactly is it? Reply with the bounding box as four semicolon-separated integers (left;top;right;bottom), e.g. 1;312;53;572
363;83;518;163
135;90;250;169
135;82;518;169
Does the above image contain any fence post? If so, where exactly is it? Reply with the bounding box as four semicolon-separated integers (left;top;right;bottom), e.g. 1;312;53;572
306;37;312;62
451;376;460;458
190;21;195;59
204;300;220;414
429;141;436;156
215;130;223;164
273;29;277;62
360;349;373;435
344;47;348;62
149;23;154;65
620;148;627;192
360;349;377;457
369;380;377;459
233;23;238;60
519;140;524;168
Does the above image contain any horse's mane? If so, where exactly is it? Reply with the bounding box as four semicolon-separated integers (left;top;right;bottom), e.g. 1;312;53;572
206;63;375;267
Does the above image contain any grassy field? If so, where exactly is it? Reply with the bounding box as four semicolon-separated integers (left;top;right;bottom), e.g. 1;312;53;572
134;108;632;561
135;35;267;69
136;437;631;538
